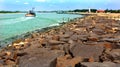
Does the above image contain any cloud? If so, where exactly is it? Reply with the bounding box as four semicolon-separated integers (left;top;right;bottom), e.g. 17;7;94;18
0;0;4;2
24;2;29;4
36;0;46;2
16;0;20;2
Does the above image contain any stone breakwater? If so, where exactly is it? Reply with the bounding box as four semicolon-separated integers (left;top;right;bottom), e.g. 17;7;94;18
0;15;120;67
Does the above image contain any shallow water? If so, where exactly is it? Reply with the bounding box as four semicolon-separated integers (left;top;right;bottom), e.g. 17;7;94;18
0;13;82;45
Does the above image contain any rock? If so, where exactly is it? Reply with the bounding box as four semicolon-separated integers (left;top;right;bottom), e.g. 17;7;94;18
101;38;120;43
59;38;69;42
19;48;65;67
88;36;99;41
59;34;70;38
52;35;60;41
103;42;112;49
5;51;11;56
56;55;83;67
109;49;120;61
50;45;61;50
88;57;95;62
80;62;120;67
13;39;22;43
0;60;4;65
5;59;16;65
70;44;104;61
92;28;105;35
31;33;39;38
70;35;79;41
48;40;65;45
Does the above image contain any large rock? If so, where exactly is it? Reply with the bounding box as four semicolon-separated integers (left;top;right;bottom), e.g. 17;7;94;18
19;48;65;67
48;40;65;45
109;49;120;63
70;44;104;61
56;55;83;67
80;62;120;67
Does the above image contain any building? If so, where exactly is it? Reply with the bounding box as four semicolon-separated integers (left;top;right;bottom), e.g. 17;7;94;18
89;8;91;13
96;10;105;13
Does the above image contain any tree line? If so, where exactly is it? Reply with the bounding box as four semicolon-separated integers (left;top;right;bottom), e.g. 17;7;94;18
0;11;20;13
1;9;120;13
68;9;120;13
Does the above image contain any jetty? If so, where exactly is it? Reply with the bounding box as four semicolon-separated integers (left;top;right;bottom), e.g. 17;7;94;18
0;13;120;67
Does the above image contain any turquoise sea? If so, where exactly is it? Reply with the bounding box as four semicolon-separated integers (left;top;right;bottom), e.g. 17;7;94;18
0;13;82;46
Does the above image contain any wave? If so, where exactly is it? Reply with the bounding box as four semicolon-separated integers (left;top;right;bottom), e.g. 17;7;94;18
49;23;60;27
0;17;34;25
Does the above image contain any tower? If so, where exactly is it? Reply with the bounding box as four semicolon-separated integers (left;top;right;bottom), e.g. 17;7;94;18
89;8;91;13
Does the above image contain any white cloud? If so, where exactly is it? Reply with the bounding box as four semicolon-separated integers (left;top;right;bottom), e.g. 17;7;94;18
24;2;29;4
0;0;4;2
16;0;20;2
36;0;46;2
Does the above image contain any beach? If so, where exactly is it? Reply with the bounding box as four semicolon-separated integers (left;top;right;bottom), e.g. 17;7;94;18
0;13;120;67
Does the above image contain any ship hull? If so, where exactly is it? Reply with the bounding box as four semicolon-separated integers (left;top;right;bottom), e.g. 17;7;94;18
25;14;36;17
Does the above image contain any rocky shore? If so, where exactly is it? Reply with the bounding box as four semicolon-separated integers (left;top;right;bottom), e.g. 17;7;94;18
0;15;120;67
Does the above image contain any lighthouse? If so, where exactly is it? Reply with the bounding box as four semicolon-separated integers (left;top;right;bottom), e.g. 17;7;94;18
89;8;91;13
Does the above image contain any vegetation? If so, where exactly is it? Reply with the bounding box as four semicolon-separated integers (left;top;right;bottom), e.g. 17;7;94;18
105;9;120;13
69;9;97;12
68;9;120;13
0;11;21;13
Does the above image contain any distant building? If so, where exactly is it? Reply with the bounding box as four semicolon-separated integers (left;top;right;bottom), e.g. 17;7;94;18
89;8;91;13
96;10;105;13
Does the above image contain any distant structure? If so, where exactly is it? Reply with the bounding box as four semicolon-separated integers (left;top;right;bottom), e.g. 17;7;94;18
89;8;91;13
96;10;105;13
25;8;36;17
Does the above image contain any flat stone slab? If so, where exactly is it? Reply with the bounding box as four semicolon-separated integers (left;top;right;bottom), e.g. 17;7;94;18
110;49;120;60
19;48;64;67
81;62;120;67
70;44;104;61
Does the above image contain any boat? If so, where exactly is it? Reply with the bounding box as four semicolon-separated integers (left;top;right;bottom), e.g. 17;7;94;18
25;8;36;17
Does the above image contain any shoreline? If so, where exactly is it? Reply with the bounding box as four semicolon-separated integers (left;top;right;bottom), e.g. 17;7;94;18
0;16;84;48
0;14;120;67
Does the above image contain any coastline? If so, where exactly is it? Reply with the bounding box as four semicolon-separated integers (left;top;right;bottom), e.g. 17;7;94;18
0;14;120;67
0;17;83;48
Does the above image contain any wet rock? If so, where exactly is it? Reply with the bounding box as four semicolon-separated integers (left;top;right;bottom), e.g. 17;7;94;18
70;44;104;61
31;33;39;38
80;62;120;67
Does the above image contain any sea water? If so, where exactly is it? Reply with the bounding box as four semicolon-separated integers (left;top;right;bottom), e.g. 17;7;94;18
0;13;82;46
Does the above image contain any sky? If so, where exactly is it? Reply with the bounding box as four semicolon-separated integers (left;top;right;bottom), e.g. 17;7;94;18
0;0;119;11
